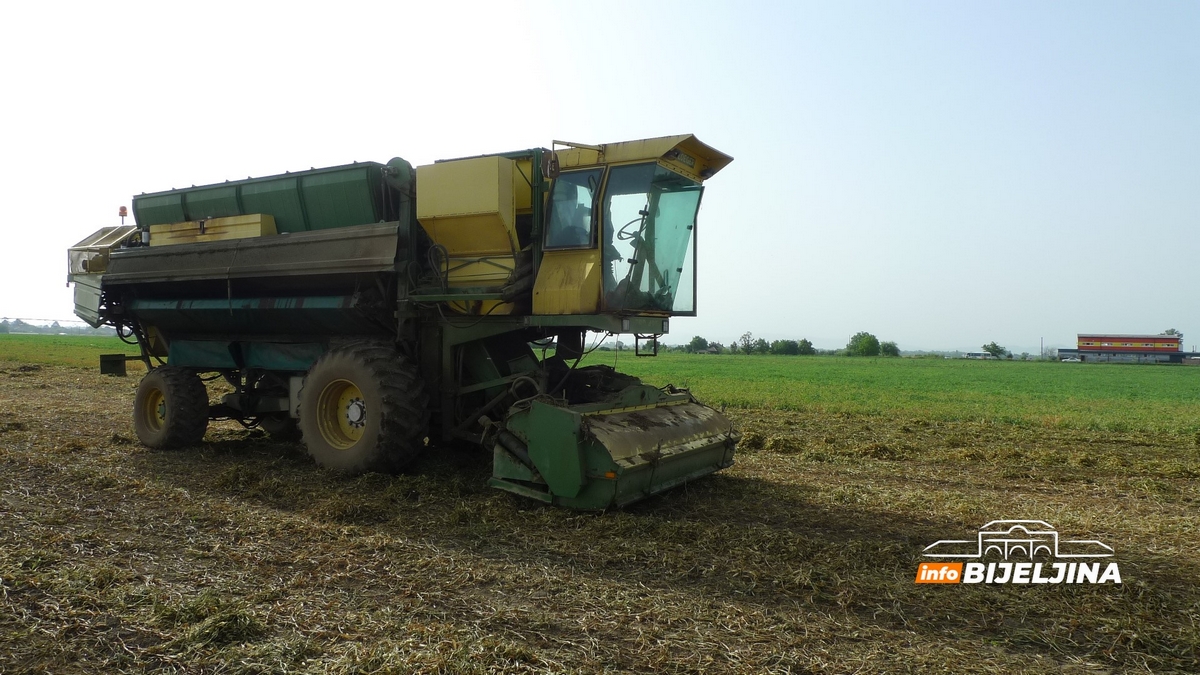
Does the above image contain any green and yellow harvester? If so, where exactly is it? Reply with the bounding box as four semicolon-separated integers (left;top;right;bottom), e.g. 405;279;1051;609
67;135;739;509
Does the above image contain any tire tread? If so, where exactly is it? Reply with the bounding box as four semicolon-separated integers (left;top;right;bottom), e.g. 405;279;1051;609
298;342;428;474
133;366;208;449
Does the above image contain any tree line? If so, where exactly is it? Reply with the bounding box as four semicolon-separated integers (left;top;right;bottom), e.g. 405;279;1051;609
0;319;114;336
680;332;899;356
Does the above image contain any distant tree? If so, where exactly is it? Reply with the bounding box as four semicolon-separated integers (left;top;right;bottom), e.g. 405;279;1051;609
687;336;709;353
797;338;815;355
738;332;755;355
0;322;7;334
981;342;1009;359
847;332;881;356
771;339;800;355
707;341;723;354
728;342;739;355
615;340;625;351
752;338;770;354
1041;346;1058;361
1020;352;1030;361
880;341;900;357
1163;328;1184;341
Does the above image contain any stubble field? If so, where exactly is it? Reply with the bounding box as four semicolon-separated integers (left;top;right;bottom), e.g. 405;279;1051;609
1;335;1198;673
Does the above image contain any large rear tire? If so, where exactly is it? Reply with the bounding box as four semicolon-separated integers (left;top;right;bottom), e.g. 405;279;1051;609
298;343;428;474
133;367;209;448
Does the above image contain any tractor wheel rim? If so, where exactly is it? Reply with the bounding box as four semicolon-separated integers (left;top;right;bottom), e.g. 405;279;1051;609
144;388;166;432
317;379;366;450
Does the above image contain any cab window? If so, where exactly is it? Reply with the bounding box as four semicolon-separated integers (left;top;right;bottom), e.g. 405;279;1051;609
545;169;602;249
601;163;703;313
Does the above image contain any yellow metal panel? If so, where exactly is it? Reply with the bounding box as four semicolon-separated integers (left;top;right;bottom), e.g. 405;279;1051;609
448;299;516;316
420;213;516;256
599;135;690;164
148;214;276;246
533;249;601;315
556;147;601;169
445;257;515;287
664;135;734;182
442;251;516;316
556;134;733;182
435;255;518;316
443;254;517;317
416;156;517;257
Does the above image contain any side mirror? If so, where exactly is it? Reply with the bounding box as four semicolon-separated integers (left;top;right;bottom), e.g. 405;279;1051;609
541;151;560;180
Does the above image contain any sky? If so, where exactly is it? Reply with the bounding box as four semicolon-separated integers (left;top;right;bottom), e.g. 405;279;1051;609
1;1;1196;354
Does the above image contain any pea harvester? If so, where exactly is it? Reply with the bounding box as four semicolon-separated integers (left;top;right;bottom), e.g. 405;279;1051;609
67;135;739;509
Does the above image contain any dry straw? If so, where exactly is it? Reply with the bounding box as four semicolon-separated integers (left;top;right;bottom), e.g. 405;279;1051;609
0;363;1197;673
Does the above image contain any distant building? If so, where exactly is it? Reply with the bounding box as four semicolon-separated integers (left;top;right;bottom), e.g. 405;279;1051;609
1057;334;1198;364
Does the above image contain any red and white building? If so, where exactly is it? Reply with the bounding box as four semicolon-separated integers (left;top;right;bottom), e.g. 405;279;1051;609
1059;334;1194;363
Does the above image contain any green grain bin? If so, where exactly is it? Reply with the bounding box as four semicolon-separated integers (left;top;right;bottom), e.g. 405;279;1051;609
132;159;414;233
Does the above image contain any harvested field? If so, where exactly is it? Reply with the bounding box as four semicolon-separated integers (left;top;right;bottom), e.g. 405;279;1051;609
1;346;1199;673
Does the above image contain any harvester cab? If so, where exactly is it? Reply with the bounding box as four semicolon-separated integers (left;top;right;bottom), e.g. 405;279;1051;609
67;134;738;509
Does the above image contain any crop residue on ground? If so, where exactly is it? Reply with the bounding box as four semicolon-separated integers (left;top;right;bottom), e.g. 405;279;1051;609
1;352;1198;673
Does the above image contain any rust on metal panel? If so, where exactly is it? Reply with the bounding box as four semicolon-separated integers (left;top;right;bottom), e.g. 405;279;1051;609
586;402;732;462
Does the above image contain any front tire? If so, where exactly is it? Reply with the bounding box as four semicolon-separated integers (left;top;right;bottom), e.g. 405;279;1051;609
298;344;428;474
133;367;209;448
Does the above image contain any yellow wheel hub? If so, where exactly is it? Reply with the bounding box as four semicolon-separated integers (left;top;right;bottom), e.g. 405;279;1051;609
143;388;166;432
316;379;367;450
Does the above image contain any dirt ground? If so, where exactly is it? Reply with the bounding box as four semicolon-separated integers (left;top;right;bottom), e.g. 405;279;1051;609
1;363;1197;673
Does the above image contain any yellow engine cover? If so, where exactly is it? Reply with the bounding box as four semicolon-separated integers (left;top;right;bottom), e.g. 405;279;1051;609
533;249;601;315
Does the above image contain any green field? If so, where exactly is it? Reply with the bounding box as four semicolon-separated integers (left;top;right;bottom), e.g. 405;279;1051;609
596;351;1200;437
5;334;1197;437
0;334;138;369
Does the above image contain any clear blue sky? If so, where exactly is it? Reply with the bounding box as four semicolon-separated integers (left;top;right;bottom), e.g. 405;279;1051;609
2;1;1195;353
